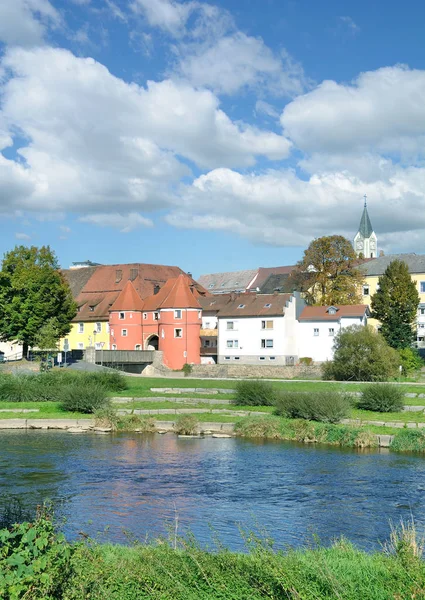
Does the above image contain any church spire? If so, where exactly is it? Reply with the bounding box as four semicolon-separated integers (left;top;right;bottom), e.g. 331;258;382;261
353;195;377;258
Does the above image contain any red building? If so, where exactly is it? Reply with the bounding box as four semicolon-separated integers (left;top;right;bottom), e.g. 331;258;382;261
109;274;205;370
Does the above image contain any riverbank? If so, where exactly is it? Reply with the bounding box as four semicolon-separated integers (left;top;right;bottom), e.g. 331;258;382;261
1;511;424;600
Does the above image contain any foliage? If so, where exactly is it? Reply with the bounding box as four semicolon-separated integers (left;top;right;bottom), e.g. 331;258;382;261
390;429;425;452
357;384;404;413
94;406;119;430
0;246;77;357
322;325;400;381
384;519;424;564
174;415;199;435
0;507;72;599
59;381;109;414
274;390;351;423
299;357;313;366
371;260;420;349
117;415;157;432
398;347;423;375
182;363;193;377
234;379;278;406
288;235;364;305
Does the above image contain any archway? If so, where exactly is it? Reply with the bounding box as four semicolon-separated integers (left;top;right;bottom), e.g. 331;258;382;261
145;335;159;351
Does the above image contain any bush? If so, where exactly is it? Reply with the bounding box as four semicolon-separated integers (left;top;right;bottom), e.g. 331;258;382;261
174;415;199;435
117;415;157;432
0;374;39;402
299;357;313;366
94;406;119;430
182;363;193;377
357;384;404;413
398;348;423;375
391;429;425;452
59;382;109;414
274;390;351;423
234;380;277;406
322;325;400;381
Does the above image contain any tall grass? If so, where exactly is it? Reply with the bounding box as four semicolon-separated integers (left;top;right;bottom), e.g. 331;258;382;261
390;429;425;452
274;390;351;423
233;380;278;406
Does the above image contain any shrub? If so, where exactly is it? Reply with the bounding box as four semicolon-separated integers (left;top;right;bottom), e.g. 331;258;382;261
234;416;282;439
390;430;425;452
274;390;351;423
59;382;109;414
182;363;193;377
118;415;157;432
0;374;39;402
299;357;313;366
234;380;277;406
174;415;199;435
398;347;423;375
357;384;404;413
322;325;400;381
94;406;119;430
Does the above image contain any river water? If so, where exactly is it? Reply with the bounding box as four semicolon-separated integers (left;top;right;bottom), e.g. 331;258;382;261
1;430;424;551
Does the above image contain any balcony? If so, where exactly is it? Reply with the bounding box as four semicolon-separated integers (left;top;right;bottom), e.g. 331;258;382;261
200;328;218;337
200;346;217;356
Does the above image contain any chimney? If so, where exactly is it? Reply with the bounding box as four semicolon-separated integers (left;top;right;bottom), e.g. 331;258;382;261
154;284;160;295
187;272;192;278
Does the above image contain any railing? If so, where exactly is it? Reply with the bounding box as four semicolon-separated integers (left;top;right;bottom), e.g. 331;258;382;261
95;350;154;363
4;351;24;362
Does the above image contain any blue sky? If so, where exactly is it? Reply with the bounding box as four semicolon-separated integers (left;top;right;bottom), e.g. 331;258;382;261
1;0;425;277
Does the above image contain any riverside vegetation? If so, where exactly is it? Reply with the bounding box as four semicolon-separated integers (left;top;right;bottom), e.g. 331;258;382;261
0;508;425;599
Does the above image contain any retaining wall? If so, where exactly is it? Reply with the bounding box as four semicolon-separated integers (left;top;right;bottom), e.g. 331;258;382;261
190;364;322;379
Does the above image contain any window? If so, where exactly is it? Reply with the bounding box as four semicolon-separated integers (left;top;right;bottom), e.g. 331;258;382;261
106;323;110;333
363;285;370;296
174;309;182;319
264;303;272;308
329;328;335;336
89;305;95;312
198;310;202;319
226;321;234;330
421;282;425;293
234;356;240;360
174;328;183;338
143;313;147;320
204;339;210;347
119;312;125;320
419;324;425;329
209;283;215;288
270;356;276;361
154;312;159;321
78;323;84;333
259;356;265;361
261;339;273;348
205;321;211;329
237;304;245;309
226;340;239;348
78;342;84;350
122;329;127;337
112;344;117;350
314;328;319;336
328;307;337;314
135;344;141;350
420;308;425;316
96;322;102;333
224;356;230;360
261;320;273;329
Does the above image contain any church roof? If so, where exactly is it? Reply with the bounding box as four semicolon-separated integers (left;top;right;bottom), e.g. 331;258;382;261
358;204;374;238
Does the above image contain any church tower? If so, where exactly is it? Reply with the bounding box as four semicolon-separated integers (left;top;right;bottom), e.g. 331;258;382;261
353;195;377;258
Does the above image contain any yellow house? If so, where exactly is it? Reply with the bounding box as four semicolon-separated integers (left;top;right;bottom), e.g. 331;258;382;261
360;253;425;341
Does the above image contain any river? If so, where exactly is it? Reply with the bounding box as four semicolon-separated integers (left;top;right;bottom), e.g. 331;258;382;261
1;430;424;551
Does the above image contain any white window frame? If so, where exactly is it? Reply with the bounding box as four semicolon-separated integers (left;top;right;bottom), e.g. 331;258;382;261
119;312;125;320
106;323;110;333
314;328;319;336
135;344;142;350
226;321;234;330
420;308;425;316
261;320;273;330
261;339;273;348
95;322;102;333
329;328;335;336
78;323;84;334
154;312;159;321
205;321;211;329
362;285;370;296
174;309;182;319
112;344;117;350
226;340;239;349
122;329;128;337
174;328;183;338
78;342;84;350
143;313;147;320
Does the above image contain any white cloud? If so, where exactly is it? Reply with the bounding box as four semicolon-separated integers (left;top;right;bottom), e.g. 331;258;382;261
15;232;31;240
0;0;61;47
79;212;153;232
255;100;280;119
281;66;425;158
339;16;360;35
130;0;195;34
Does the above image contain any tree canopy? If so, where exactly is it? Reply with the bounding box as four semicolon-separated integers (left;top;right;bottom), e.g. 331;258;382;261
0;246;77;356
371;259;419;349
289;235;364;305
322;325;400;382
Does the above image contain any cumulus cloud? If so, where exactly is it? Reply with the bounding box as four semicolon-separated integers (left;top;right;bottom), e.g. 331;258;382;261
79;212;153;232
0;0;61;47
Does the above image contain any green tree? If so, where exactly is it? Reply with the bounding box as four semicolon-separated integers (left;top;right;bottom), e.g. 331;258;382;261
322;325;400;381
289;235;364;305
371;260;419;349
0;246;77;358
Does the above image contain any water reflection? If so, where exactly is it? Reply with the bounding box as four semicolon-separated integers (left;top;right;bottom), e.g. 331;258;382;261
0;430;424;551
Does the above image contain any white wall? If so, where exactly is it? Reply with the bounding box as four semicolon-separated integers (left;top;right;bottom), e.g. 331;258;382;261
0;341;23;359
202;315;218;329
298;316;367;362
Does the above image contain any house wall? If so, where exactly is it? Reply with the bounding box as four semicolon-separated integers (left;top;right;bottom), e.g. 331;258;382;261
217;314;292;365
0;341;23;359
60;321;110;351
298;316;367;362
158;308;201;370
109;311;143;350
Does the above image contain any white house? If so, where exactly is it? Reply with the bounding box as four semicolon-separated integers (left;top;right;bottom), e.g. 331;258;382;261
298;305;370;362
216;292;304;365
0;341;23;361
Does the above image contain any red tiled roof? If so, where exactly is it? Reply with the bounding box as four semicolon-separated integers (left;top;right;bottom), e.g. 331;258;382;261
143;274;203;310
298;305;369;321
110;281;144;312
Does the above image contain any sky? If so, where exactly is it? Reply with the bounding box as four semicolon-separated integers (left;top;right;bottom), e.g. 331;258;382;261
1;0;425;277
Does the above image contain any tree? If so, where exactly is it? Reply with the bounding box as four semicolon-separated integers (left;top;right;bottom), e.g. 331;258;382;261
371;260;419;349
0;246;77;358
322;325;400;381
288;235;364;305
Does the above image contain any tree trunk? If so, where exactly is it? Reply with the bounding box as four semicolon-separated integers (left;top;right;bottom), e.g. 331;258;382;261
22;341;29;360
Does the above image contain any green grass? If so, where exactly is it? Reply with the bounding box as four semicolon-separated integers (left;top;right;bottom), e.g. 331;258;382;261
0;401;91;419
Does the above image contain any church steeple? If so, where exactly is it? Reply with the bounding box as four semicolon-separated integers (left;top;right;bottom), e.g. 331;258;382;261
353;195;377;258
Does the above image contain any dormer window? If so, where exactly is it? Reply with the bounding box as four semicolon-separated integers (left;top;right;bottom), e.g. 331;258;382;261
209;284;214;288
264;303;272;308
89;306;95;312
327;306;337;315
237;304;245;309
